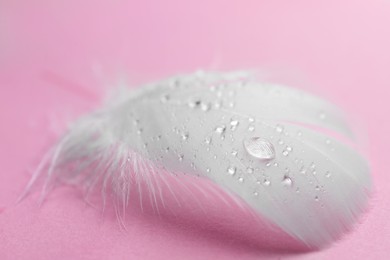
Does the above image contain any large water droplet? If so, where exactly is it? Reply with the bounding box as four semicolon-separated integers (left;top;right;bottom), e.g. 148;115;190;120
243;137;276;160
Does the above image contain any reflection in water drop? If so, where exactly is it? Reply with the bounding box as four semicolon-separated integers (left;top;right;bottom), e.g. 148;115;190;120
243;137;276;160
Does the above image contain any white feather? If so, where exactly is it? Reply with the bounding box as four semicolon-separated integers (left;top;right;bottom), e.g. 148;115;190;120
22;70;371;248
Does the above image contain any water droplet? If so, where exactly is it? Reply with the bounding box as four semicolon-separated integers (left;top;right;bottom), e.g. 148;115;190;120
248;125;255;132
238;177;244;183
263;179;271;186
181;132;189;141
230;119;239;131
231;150;238;157
278;139;284;145
246;167;254;174
178;155;184;161
325;171;331;178
276;124;284;133
214;101;222;109
286;146;293;152
253;191;259;196
204;137;212;145
137;128;143;135
201;102;211;111
282;176;293;187
273;162;279;167
315;185;320;191
188;99;201;108
206;168;211;173
227;166;236;175
282;150;289;156
248;117;255;123
243;137;276;160
315;196;319;201
215;125;226;134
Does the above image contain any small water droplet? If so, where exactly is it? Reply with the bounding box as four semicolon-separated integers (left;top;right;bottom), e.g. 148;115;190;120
315;196;319;201
248;117;255;123
178;155;184;161
263;179;271;186
282;176;293;187
282;150;289;156
215;125;226;134
201;102;211;111
181;132;189;141
238;177;244;183
214;101;222;109
248;125;255;132
276;124;284;133
230;119;239;131
137;128;143;135
246;167;254;174
253;191;259;196
315;185;320;191
206;168;211;173
325;171;331;178
204;137;212;145
273;162;279;167
188;99;201;108
286;146;293;152
243;137;276;160
278;139;284;145
231;150;238;157
227;166;236;175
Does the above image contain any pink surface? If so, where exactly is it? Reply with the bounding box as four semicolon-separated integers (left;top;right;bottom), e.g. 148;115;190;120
1;0;390;259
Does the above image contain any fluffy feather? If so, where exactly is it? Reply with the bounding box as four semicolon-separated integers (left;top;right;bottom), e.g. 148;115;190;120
22;70;371;248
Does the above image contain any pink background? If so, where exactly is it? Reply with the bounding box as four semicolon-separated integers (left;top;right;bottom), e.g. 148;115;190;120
1;0;390;259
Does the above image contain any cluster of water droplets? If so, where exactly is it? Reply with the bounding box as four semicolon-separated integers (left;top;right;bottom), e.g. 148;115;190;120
127;71;335;205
